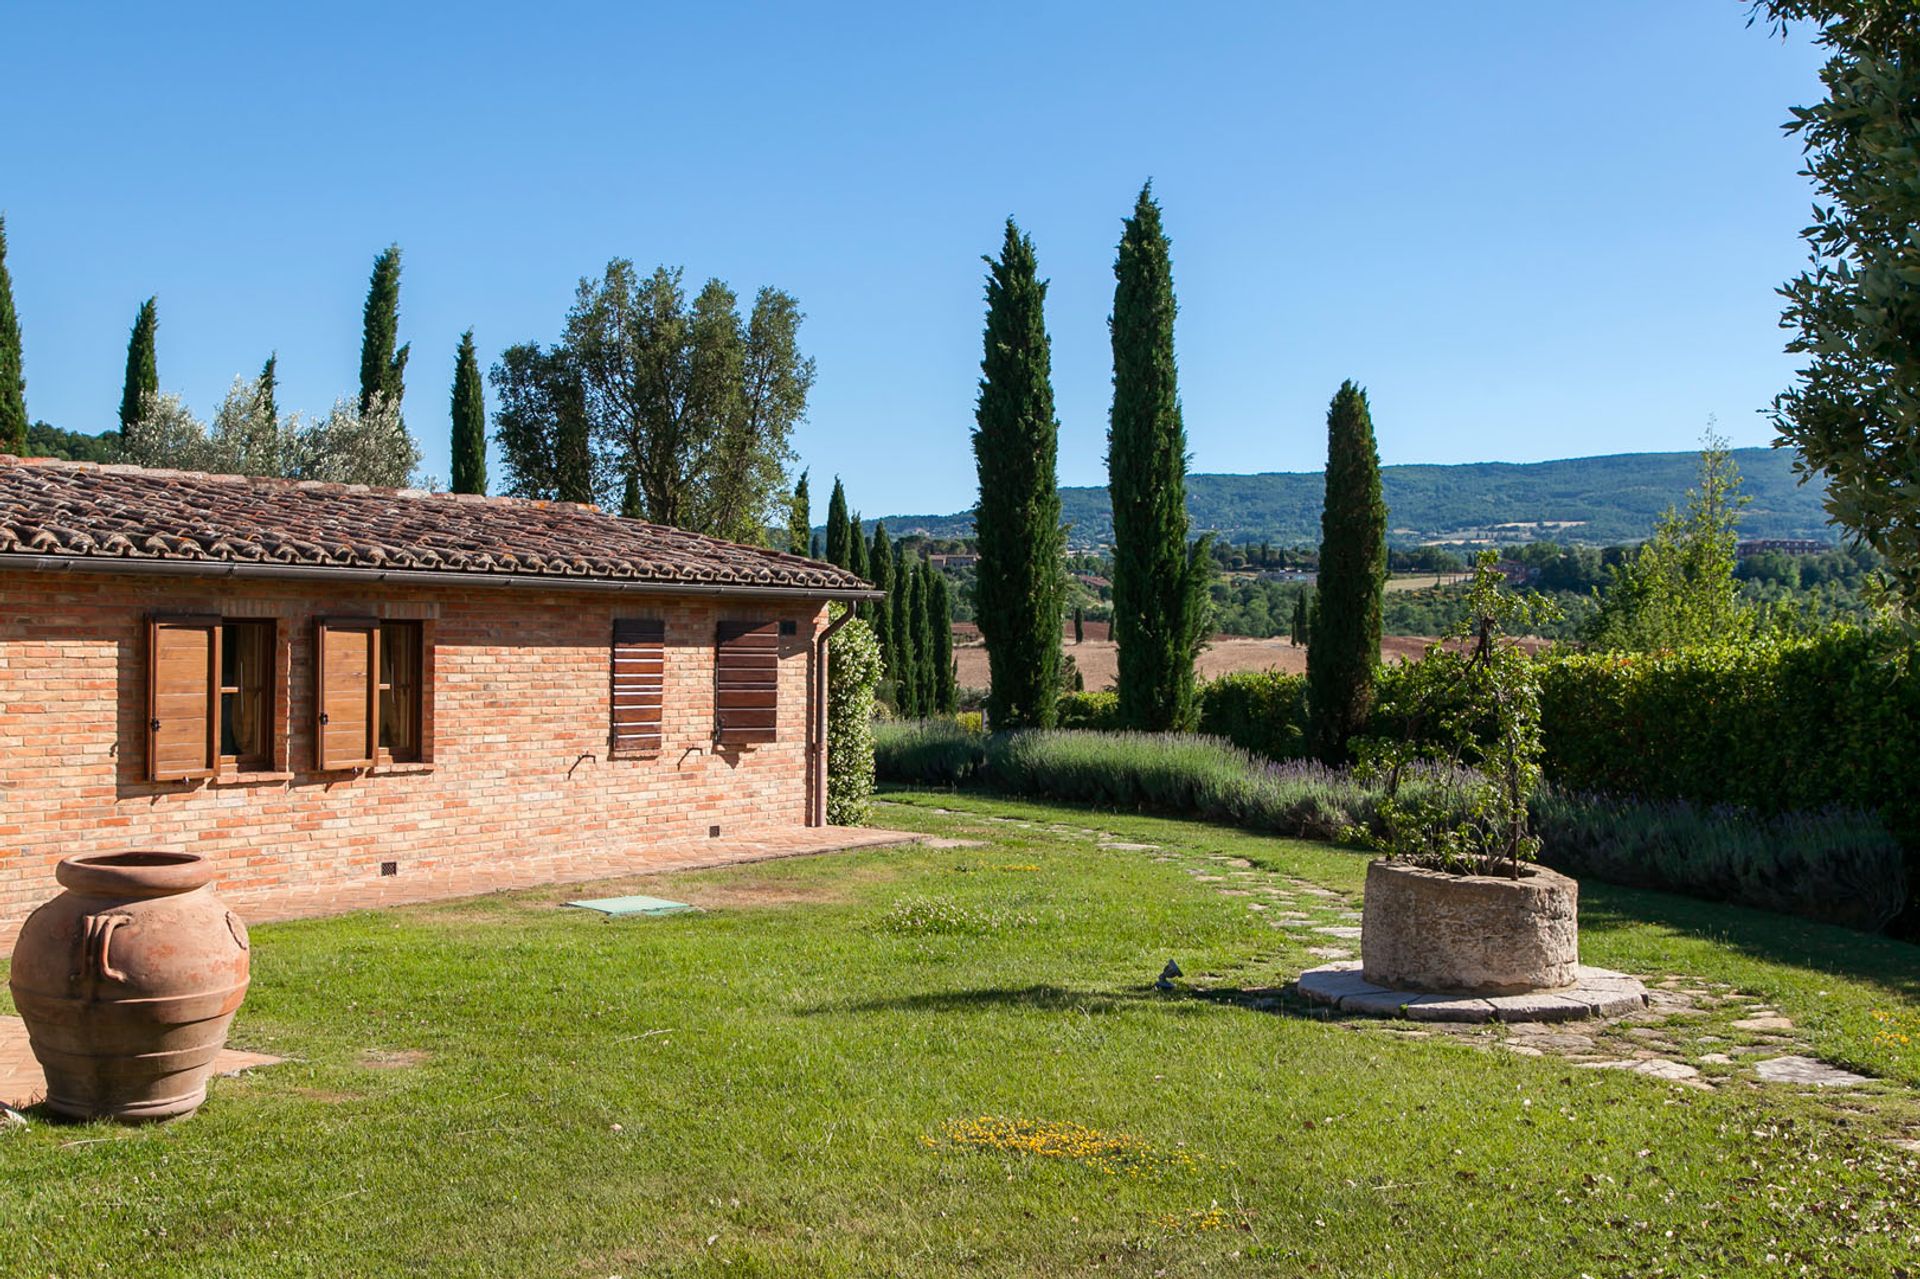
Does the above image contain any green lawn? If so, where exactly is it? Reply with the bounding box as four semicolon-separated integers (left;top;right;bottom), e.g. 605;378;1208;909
3;789;1916;1277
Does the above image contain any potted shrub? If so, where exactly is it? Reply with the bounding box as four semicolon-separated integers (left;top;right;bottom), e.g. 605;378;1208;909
1350;552;1575;996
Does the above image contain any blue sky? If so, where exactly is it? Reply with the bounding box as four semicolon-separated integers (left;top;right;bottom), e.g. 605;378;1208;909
5;3;1824;515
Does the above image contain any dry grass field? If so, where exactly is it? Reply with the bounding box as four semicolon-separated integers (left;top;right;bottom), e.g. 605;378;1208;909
950;622;1512;691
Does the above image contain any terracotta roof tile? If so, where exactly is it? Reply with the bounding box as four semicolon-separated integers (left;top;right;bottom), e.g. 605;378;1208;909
0;456;873;594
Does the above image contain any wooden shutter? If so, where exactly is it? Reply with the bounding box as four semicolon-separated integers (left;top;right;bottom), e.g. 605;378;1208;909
610;619;665;758
316;619;378;770
148;617;219;782
715;620;778;745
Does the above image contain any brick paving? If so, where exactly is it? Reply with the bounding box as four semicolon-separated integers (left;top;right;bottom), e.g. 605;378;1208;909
0;1018;282;1110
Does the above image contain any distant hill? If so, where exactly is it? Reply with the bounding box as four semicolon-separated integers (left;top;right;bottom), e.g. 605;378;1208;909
875;447;1835;548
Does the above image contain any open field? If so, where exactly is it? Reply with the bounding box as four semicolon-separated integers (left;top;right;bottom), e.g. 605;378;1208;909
2;792;1915;1277
953;629;1538;691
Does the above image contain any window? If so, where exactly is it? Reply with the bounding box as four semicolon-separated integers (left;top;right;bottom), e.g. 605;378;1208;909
714;620;778;746
315;618;431;770
610;619;665;758
148;615;279;781
378;621;423;762
218;620;275;771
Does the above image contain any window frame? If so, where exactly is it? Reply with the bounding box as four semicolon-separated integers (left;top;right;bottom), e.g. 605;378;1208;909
314;616;435;772
147;613;286;782
377;620;425;764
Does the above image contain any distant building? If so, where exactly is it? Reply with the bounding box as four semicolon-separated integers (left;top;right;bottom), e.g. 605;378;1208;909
1736;539;1827;557
930;553;978;570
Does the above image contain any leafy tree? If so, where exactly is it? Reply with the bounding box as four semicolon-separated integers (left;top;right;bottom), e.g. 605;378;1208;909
0;216;26;454
825;476;850;567
25;422;119;462
1353;551;1558;875
931;567;957;714
1307;381;1387;763
450;329;487;494
867;521;894;676
787;470;812;556
121;378;418;487
561;261;813;541
972;219;1065;729
1584;436;1751;651
359;245;409;420
119;297;158;437
1756;1;1920;615
1107;183;1210;731
491;343;595;503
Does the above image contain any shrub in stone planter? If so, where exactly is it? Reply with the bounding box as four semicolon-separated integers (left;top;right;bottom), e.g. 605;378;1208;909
1349;552;1574;993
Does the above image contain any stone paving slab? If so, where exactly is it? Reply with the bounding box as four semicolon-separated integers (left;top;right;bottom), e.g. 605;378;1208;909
1753;1054;1871;1088
1;1016;281;1111
1297;962;1649;1024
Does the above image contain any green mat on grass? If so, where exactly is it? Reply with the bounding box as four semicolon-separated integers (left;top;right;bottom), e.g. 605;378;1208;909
564;894;696;917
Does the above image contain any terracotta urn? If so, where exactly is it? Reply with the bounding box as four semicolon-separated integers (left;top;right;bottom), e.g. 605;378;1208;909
9;852;251;1122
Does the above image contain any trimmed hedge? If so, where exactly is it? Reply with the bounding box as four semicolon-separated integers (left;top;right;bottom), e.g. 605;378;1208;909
1051;672;1309;756
1196;670;1309;761
1536;627;1920;908
1056;690;1121;730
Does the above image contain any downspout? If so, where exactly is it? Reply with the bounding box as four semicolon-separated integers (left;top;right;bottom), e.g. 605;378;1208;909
809;606;857;827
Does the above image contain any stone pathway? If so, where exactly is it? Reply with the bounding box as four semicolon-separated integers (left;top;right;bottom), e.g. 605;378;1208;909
896;800;1912;1121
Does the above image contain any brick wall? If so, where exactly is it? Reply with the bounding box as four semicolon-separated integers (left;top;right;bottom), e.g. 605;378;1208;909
0;568;828;935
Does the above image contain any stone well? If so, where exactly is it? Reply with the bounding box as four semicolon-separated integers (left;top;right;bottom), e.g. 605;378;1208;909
1360;859;1579;997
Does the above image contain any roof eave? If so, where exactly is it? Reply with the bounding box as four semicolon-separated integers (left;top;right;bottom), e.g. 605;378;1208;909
0;553;884;602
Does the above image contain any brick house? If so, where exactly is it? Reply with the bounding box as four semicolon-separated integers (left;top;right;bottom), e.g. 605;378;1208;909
0;456;879;939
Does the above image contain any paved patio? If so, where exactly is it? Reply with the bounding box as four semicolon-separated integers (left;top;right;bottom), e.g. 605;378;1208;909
1;1017;282;1112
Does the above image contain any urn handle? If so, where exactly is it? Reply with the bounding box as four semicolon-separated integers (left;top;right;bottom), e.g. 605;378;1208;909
80;912;135;990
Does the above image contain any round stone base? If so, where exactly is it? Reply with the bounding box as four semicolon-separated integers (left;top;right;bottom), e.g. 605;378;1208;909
1296;961;1647;1023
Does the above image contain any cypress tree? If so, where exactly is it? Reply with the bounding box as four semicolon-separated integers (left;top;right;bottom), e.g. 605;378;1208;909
1107;183;1209;732
868;522;895;677
119;297;158;436
972;219;1065;729
358;244;409;418
825;477;850;567
621;469;642;518
848;511;870;580
912;556;937;717
787;471;812;556
450;329;488;494
0;216;26;455
257;353;278;426
1307;381;1387;763
810;531;823;559
1290;592;1308;647
1073;606;1084;645
931;568;956;714
890;543;917;715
